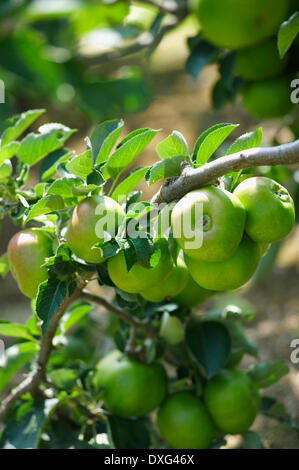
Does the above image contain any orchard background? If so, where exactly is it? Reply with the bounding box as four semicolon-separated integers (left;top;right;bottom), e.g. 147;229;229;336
0;0;299;450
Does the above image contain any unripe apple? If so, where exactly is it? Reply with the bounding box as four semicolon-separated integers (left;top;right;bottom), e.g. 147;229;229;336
92;350;168;418
234;177;295;243
66;196;125;264
107;238;173;293
171;186;246;262
171;273;215;308
140;257;188;303
159;312;185;345
7;228;53;298
184;235;261;291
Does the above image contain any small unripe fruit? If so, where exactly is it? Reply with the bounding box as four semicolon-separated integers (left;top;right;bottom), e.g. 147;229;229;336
66;196;125;264
160;312;185;345
8;228;53;298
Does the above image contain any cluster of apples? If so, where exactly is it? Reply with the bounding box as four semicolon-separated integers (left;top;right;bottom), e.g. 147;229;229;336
196;0;297;119
7;177;295;307
92;349;260;449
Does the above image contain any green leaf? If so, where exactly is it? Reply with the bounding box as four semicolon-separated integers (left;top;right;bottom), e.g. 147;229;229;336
0;253;9;278
186;36;220;78
129;235;156;269
227;128;263;155
0;109;45;146
107;414;151;449
60;301;92;334
65;150;93;180
25;195;64;224
40;148;74;182
89;119;124;165
111;167;149;203
186;320;231;379
225;320;258;357
146;155;184;186
225;128;263;187
156;131;189;159
241;431;263;449
0;342;39;393
106;128;159;179
194;123;238;165
0;321;35;341
0;398;60;449
0;141;20;165
36;278;68;334
278;12;299;58
46;177;81;198
247;361;289;389
48;369;77;390
16;123;74;166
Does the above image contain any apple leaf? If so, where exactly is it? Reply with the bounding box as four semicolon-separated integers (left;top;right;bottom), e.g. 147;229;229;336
89;118;124;165
0;321;35;341
186;320;231;378
107;414;151;449
111;166;149;203
65;150;93;180
60;301;92;334
106;128;159;179
40;148;74;181
194;123;239;165
36;278;68;334
247;361;289;389
227;127;263;155
0;398;60;449
156;131;189;159
0;141;20;165
278;12;299;58
146;155;184;186
25;195;65;224
17;123;74;166
0;109;45;146
0;342;39;393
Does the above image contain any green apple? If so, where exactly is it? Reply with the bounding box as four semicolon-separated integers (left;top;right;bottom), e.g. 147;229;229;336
171;186;246;262
204;369;260;434
234;177;295;243
92;350;168;418
184;235;261;291
157;392;215;449
242;76;294;119
197;0;289;50
171;272;215;308
159;312;185;345
140;257;188;302
66;196;125;264
7;228;53;298
107;238;173;293
235;37;288;81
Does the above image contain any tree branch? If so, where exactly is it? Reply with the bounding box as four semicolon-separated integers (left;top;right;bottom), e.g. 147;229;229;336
81;291;158;340
0;279;88;421
151;140;299;204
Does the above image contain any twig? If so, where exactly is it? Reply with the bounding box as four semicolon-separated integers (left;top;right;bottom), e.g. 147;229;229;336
80;0;188;66
0;280;88;421
81;291;158;340
125;326;137;355
151;140;299;204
